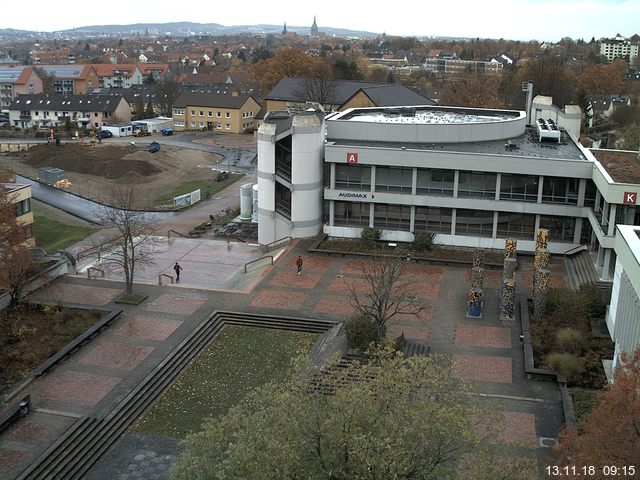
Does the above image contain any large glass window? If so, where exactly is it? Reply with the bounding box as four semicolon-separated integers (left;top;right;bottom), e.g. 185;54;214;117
542;177;579;205
496;212;536;239
414;206;452;233
500;174;539;202
416;168;454;196
275;182;291;219
15;198;31;216
335;164;371;191
373;204;411;231
334;201;370;226
539;216;576;242
584;180;597;208
455;209;494;237
457;171;497;199
375;167;413;193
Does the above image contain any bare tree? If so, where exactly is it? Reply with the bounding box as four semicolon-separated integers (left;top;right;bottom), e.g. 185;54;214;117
152;79;182;117
294;64;338;110
97;185;157;298
349;258;426;342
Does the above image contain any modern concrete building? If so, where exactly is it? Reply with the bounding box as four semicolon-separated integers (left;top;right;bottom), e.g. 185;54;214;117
257;103;640;363
256;110;325;245
258;104;639;280
600;34;639;63
608;225;640;368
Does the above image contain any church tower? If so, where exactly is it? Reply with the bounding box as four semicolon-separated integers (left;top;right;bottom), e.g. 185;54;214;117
282;22;287;36
311;16;318;36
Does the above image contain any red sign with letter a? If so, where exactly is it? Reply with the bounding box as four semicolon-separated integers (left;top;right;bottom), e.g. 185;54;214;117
346;152;358;164
623;192;637;205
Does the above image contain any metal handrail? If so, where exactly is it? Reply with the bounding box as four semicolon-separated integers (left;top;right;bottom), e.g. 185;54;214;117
244;255;274;273
264;236;292;253
158;273;174;285
563;244;588;257
167;229;187;238
77;248;100;262
87;267;104;279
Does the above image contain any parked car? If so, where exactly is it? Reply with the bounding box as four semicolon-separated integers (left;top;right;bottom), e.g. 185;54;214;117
161;128;174;136
147;141;161;153
95;130;113;139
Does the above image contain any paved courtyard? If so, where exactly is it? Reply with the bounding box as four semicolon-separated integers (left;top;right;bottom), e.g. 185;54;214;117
0;239;567;479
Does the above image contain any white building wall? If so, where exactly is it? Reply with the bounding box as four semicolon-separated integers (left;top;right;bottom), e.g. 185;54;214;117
290;116;324;238
257;123;276;245
609;225;640;368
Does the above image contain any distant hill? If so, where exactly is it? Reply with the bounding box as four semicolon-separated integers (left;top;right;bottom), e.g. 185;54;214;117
0;22;379;39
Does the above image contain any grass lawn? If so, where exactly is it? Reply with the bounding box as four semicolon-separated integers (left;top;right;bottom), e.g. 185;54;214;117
0;304;103;391
133;325;317;439
152;174;243;207
33;207;98;254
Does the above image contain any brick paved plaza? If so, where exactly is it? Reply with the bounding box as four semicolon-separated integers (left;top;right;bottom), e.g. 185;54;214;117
0;239;568;479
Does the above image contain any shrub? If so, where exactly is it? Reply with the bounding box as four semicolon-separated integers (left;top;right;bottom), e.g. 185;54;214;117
345;314;380;352
546;288;589;325
392;332;407;352
555;327;587;355
546;352;585;381
412;232;435;252
360;227;381;247
577;284;607;320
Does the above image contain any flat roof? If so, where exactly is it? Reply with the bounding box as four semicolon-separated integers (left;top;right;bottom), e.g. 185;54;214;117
590;149;640;184
336;105;521;125
329;127;587;161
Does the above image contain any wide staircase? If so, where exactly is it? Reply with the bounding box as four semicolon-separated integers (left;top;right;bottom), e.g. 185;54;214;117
564;250;612;298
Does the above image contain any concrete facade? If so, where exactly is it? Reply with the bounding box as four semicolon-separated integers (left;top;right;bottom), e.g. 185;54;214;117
608;225;640;368
257;111;325;244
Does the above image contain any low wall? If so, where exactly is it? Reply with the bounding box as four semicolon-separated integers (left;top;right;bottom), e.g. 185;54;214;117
0;143;40;153
0;254;73;312
519;295;576;431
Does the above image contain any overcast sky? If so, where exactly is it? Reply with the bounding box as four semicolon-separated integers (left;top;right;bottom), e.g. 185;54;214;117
4;0;639;41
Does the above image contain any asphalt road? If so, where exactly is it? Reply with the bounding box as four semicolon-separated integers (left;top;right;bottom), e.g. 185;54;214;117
17;175;177;225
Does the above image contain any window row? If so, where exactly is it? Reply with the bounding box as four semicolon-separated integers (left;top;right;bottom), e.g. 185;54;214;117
334;165;582;205
333;201;577;241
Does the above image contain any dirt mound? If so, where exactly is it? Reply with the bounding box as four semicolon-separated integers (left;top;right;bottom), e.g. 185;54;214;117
24;143;162;179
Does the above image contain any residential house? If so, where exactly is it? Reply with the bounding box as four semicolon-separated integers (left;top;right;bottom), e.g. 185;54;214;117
0;66;43;112
138;63;170;82
263;78;436;116
8;94;131;130
33;65;99;95
1;183;35;247
90;64;144;88
172;91;261;133
585;94;632;127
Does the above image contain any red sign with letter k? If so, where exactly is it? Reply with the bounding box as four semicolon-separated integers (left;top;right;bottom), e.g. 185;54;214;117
623;192;637;205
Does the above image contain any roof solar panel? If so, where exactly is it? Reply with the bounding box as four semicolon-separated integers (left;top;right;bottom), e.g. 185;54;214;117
0;67;26;83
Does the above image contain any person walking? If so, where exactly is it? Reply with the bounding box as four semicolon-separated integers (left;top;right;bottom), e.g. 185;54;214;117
296;256;303;275
174;262;183;282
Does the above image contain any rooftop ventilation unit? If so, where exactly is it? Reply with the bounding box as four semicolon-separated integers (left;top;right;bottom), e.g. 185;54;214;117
536;118;561;143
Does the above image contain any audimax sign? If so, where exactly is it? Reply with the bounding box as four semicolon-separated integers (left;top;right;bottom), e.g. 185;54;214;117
337;192;370;199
